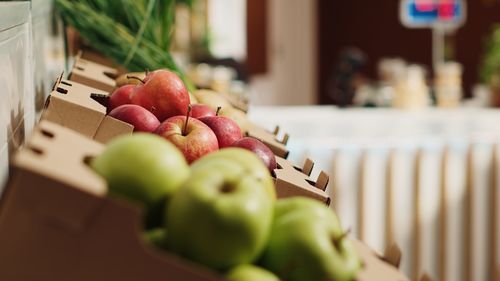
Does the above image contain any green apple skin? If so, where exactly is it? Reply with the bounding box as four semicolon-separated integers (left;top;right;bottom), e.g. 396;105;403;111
225;264;280;281
191;148;276;200
261;198;361;281
167;158;273;270
91;133;189;227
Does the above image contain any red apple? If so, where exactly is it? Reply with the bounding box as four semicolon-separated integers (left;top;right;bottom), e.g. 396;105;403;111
199;114;242;148
155;110;218;164
190;104;216;119
108;104;160;133
130;70;190;122
231;137;277;172
109;84;135;111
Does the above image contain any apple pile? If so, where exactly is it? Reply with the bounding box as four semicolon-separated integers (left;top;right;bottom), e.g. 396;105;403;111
107;69;274;168
91;133;362;281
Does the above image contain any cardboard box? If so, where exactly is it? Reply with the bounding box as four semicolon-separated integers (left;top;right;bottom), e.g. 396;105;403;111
0;122;409;281
246;124;289;159
41;74;133;143
79;48;129;75
219;91;249;113
0;121;222;281
273;156;331;205
69;54;118;93
353;239;410;281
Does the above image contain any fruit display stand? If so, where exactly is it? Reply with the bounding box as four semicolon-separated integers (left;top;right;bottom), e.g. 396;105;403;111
273;156;331;205
0;120;409;281
41;74;133;143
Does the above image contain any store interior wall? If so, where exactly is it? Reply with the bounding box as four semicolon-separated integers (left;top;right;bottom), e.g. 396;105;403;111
318;0;500;104
248;0;317;106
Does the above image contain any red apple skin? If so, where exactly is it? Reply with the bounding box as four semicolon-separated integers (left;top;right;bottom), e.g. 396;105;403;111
131;70;190;122
155;116;218;164
231;137;277;172
108;104;160;133
109;85;135;111
190;104;216;119
199;116;242;148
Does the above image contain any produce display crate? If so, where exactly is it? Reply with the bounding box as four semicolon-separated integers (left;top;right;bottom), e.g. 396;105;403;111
0;43;411;280
41;74;133;143
246;125;289;159
0;121;221;281
273;156;331;205
0;121;409;281
68;54;118;93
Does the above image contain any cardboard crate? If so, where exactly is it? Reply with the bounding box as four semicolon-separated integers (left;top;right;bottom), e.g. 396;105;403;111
273;156;331;205
246;125;289;159
219;91;249;113
0;121;409;281
41;74;133;143
353;239;410;281
0;121;222;281
69;54;118;93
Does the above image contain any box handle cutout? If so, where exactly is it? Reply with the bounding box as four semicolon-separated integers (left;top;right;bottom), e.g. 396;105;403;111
83;155;95;167
56;87;68;94
90;93;110;110
60;80;72;86
76;66;85;71
40;129;54;139
305;179;316;186
104;71;118;80
29;146;44;155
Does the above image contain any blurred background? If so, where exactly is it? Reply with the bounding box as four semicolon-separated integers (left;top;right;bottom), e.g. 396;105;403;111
2;0;500;280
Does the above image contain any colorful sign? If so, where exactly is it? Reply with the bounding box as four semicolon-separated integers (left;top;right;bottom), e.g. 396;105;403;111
400;0;466;28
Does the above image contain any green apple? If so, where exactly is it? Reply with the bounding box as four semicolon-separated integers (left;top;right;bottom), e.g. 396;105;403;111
261;198;361;281
191;148;276;200
167;157;273;270
91;133;189;227
225;264;280;281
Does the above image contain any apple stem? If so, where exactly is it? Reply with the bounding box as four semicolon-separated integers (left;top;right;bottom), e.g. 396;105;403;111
183;105;192;136
216;106;222;116
332;228;351;251
127;75;145;84
145;69;150;76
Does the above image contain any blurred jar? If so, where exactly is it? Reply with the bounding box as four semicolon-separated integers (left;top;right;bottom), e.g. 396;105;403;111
393;65;430;109
378;58;407;84
186;63;213;88
210;66;236;94
434;62;463;108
